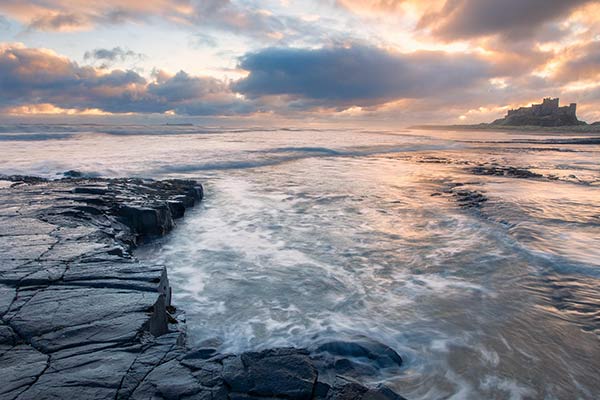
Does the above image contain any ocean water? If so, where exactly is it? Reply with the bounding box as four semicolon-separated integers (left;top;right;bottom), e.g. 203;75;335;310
1;124;599;399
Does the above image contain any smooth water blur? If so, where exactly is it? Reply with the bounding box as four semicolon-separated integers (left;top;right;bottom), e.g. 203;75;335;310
1;124;599;399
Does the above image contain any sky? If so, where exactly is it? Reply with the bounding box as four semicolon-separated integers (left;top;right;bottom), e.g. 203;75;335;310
0;0;599;125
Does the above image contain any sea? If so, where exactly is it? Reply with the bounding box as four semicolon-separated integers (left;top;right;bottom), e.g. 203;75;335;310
1;124;599;399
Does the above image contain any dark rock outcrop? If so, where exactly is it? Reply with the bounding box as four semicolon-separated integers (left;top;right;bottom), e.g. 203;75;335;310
223;348;318;400
436;182;488;209
315;340;403;370
0;176;202;399
0;176;408;400
470;165;543;179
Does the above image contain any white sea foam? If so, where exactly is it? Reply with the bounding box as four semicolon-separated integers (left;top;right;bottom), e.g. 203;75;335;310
2;123;599;398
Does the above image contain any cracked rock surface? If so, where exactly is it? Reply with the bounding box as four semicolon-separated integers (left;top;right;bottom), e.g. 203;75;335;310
0;176;407;400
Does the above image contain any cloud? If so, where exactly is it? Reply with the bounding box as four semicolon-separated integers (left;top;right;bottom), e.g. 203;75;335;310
28;12;88;31
0;44;254;116
84;47;142;62
551;40;600;83
0;0;313;43
234;45;493;108
2;35;600;123
418;0;594;41
83;47;146;69
0;15;10;30
0;1;179;28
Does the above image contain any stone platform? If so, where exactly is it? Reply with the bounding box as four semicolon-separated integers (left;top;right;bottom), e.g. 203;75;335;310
0;176;406;400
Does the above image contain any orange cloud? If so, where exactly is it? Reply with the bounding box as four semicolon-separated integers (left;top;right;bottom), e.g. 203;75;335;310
6;103;111;115
0;44;255;116
0;0;188;31
336;0;444;17
0;0;299;41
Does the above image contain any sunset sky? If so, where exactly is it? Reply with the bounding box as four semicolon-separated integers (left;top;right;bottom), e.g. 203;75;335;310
0;0;599;124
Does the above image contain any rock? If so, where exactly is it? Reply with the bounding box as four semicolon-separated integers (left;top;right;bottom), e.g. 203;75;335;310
0;322;18;346
316;340;403;369
327;382;408;400
181;347;220;366
0;177;203;399
145;294;170;337
73;186;109;195
223;348;318;400
167;200;186;219
63;170;83;178
440;182;488;209
470;165;543;179
453;189;488;209
117;203;174;238
0;345;49;399
0;177;410;400
0;175;46;184
129;359;209;400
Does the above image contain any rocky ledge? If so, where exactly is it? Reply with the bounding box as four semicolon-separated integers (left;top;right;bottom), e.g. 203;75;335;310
0;176;407;400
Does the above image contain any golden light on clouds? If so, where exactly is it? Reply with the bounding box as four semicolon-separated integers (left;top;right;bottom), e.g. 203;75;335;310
6;103;112;115
0;0;598;122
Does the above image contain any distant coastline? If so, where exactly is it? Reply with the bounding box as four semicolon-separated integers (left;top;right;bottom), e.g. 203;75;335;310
412;98;600;134
410;123;600;134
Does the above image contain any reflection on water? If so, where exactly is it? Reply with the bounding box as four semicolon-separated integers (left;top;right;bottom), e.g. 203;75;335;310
1;125;599;399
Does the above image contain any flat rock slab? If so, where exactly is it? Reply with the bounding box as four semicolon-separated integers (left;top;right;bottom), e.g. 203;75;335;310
0;176;202;399
0;176;407;400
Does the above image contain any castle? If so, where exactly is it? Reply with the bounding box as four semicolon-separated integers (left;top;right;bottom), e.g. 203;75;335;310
493;98;583;126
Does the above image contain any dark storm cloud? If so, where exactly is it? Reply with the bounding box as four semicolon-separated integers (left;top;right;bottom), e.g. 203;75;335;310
0;45;254;115
234;45;493;107
147;71;224;101
418;0;594;40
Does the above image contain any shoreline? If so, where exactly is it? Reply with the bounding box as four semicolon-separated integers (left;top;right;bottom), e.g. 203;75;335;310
410;123;600;134
0;176;407;400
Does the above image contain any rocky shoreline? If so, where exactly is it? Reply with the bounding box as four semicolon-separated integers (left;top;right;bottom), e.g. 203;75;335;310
0;176;406;400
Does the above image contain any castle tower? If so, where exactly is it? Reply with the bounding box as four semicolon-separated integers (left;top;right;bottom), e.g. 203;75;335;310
568;103;577;117
540;98;559;115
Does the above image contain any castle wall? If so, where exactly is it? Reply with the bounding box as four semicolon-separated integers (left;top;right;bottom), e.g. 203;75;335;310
496;98;580;126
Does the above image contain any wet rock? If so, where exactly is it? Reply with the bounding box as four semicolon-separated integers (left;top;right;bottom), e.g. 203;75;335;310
72;186;109;195
17;346;138;400
0;175;47;185
62;170;83;178
223;348;318;400
0;176;203;399
0;322;18;345
327;382;407;400
181;347;220;365
439;182;488;209
130;359;210;400
453;189;488;208
144;294;170;337
0;176;409;400
0;345;49;399
470;165;543;179
117;203;174;238
316;340;403;369
312;339;403;384
167;200;186;219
